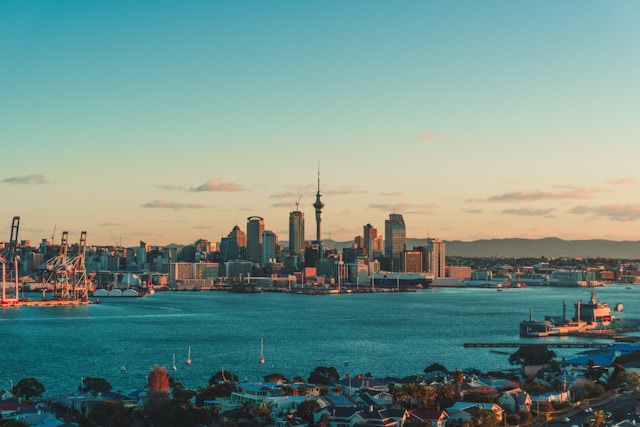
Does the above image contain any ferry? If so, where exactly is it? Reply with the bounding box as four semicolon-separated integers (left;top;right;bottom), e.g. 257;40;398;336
370;272;433;290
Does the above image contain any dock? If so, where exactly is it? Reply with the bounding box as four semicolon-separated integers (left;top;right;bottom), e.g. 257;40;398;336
464;342;611;349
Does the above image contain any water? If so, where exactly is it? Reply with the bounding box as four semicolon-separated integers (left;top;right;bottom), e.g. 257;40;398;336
2;284;639;397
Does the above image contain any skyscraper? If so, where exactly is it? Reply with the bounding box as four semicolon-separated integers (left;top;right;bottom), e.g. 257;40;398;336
384;213;406;272
363;223;378;258
424;238;446;278
289;210;305;258
246;216;264;264
313;166;324;246
262;230;277;266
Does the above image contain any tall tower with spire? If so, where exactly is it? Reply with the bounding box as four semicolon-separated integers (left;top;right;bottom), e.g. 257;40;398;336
313;164;324;246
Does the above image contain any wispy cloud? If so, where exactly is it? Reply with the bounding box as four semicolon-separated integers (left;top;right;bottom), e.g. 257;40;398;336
156;184;186;191
368;203;437;214
2;174;47;185
325;186;365;196
608;178;636;186
485;186;603;202
418;131;444;142
568;204;640;222
191;179;242;192
381;191;403;196
464;208;483;214
141;200;208;209
501;207;554;216
98;222;125;227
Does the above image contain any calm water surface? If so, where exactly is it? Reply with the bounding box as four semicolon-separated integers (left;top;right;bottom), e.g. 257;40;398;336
2;284;640;397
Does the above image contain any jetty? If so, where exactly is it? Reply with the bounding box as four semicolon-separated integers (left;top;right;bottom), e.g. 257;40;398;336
464;342;611;349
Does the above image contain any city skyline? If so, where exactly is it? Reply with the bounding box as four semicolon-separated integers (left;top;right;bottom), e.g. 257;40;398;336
2;1;640;247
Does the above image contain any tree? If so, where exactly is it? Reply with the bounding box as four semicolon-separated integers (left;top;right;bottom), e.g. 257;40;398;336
264;372;288;382
148;365;170;394
471;409;498;427
424;363;447;374
296;399;320;424
87;400;132;427
11;378;45;400
308;366;339;385
209;370;238;385
509;345;556;367
79;377;112;396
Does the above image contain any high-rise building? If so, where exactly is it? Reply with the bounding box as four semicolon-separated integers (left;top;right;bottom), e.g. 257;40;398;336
384;213;406;271
262;230;277;266
246;216;265;264
363;223;378;258
219;226;246;262
289;210;305;258
424;238;446;278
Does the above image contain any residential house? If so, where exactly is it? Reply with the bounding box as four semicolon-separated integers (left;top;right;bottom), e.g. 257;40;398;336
497;388;532;413
445;402;504;423
353;390;394;409
314;406;365;427
408;408;448;427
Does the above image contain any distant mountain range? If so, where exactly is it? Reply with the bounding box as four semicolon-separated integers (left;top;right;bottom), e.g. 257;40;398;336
321;238;640;259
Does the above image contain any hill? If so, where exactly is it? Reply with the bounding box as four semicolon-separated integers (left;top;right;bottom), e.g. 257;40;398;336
322;238;640;259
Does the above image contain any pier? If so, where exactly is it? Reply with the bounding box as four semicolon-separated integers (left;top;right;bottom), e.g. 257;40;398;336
464;342;611;349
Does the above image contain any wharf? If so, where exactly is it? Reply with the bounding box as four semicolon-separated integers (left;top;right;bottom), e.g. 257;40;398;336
1;299;93;307
464;342;611;349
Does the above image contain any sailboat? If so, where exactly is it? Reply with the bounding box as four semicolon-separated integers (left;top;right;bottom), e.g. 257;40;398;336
172;354;177;371
186;346;192;365
259;338;265;364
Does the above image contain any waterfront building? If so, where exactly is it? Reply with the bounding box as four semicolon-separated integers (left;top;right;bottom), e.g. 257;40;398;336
226;261;253;279
246;216;264;265
384;214;406;272
401;250;423;273
262;230;277;266
424;238;446;278
288;210;305;259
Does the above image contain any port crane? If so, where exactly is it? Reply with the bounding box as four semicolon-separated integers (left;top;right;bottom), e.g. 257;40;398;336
39;230;89;300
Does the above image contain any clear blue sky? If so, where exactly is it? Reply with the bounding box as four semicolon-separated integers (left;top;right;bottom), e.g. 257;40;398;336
2;1;639;247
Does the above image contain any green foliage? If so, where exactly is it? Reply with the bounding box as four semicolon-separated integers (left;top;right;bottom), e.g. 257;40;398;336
145;399;212;427
296;399;321;424
471;409;498;427
463;387;498;403
264;372;288;382
424;363;447;373
570;378;606;400
11;377;45;400
88;401;132;427
209;370;238;385
522;378;552;395
79;377;112;396
509;345;556;367
195;383;233;406
308;366;339;385
0;420;30;427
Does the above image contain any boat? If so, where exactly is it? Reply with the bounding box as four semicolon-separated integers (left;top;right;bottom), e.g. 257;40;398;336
172;354;177;371
186;346;192;365
369;272;433;290
259;339;265;364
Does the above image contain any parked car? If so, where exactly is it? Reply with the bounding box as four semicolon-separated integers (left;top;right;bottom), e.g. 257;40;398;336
562;417;571;423
585;407;594;413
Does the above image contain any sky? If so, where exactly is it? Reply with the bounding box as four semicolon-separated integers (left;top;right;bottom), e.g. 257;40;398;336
1;1;640;248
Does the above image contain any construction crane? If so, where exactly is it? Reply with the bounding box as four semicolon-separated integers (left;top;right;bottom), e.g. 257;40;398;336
295;194;302;211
